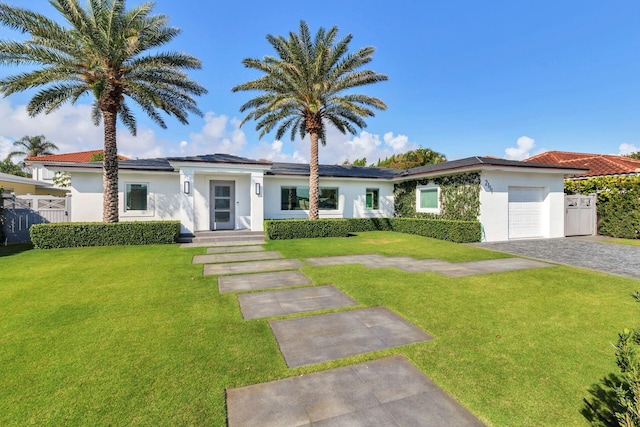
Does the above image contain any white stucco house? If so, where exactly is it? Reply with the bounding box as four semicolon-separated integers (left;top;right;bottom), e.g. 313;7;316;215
45;154;582;242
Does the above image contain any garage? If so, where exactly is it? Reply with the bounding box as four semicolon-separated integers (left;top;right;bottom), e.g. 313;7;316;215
508;187;544;239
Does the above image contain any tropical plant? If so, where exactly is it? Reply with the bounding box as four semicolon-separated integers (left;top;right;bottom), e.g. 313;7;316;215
612;291;640;426
625;152;640;160
6;135;58;163
0;0;206;222
0;158;29;177
233;21;387;219
376;147;446;169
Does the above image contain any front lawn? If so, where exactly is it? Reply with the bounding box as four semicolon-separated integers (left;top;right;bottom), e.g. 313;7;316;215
0;231;637;426
602;237;640;247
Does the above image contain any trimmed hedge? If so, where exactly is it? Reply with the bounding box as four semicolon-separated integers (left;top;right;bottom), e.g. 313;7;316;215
30;221;180;249
264;217;481;243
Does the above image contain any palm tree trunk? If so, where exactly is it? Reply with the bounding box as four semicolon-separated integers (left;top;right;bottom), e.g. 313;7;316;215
102;109;119;223
308;132;320;220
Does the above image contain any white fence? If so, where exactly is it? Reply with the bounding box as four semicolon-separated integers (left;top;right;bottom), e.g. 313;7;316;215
1;194;71;244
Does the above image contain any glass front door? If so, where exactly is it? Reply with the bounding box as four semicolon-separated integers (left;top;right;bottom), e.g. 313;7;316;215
210;181;235;230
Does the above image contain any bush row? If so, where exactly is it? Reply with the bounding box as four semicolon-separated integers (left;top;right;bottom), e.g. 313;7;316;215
264;217;481;243
30;221;180;249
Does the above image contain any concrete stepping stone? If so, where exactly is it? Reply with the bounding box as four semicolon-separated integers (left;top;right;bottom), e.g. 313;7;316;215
204;259;304;276
193;251;283;264
180;239;265;248
219;270;312;293
439;258;553;278
205;245;265;254
226;355;485;426
304;254;553;277
238;285;358;319
269;306;432;368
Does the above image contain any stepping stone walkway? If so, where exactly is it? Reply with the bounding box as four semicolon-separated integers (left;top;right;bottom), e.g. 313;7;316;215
269;306;433;368
227;355;485;427
183;240;551;425
305;254;552;277
238;285;357;319
203;258;304;276
193;251;283;264
218;270;312;293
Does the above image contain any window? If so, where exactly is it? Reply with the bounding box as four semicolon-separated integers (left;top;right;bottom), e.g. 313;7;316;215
281;186;339;210
365;188;379;210
125;183;148;211
416;186;440;213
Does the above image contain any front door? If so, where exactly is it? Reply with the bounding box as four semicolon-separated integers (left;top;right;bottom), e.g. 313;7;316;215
210;181;235;230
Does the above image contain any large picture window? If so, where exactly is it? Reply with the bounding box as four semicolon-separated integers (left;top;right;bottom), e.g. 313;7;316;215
281;186;338;210
125;183;148;211
365;188;379;210
416;186;440;213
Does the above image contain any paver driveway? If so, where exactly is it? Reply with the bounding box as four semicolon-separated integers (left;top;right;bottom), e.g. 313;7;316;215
474;237;640;280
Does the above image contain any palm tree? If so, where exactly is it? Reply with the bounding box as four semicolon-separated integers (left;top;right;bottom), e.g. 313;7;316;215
0;0;206;222
7;135;59;162
233;21;387;219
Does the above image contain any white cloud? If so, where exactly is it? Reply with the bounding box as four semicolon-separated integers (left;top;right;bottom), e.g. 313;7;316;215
504;136;538;160
185;112;248;156
618;143;638;155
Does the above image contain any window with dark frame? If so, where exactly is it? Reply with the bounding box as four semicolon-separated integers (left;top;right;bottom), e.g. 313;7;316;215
280;186;338;210
125;183;148;211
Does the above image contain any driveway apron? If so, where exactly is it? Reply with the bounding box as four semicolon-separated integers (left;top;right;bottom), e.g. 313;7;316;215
473;237;640;280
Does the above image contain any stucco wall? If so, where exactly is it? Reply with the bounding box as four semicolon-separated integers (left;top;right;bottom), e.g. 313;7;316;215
263;176;394;219
479;170;565;242
70;171;180;222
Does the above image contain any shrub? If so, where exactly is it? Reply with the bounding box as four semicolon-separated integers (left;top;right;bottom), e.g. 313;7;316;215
264;217;481;243
30;221;180;249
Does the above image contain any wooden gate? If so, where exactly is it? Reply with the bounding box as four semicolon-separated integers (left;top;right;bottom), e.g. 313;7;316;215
565;194;596;236
1;194;71;244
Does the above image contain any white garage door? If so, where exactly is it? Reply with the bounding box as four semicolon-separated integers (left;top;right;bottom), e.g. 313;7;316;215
508;187;544;239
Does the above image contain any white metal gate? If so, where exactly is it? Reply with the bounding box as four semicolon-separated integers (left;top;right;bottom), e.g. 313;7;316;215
564;194;596;236
1;194;71;244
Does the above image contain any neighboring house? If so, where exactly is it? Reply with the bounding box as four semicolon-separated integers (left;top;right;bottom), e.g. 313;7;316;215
0;171;68;196
45;153;582;242
524;151;640;178
24;150;130;183
524;151;640;238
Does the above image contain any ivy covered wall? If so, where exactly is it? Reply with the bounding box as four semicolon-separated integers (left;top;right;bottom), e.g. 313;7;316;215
565;176;640;239
394;172;481;221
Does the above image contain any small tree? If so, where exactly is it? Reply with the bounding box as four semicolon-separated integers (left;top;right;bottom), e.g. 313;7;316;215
613;291;640;426
0;158;29;177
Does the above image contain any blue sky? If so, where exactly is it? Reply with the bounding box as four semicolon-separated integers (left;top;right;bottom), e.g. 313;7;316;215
0;0;639;164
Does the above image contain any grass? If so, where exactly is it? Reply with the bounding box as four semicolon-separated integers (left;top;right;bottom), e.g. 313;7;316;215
601;237;640;247
0;231;638;426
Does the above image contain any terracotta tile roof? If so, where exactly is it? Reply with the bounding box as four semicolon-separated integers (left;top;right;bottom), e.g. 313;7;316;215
24;150;130;163
524;151;640;178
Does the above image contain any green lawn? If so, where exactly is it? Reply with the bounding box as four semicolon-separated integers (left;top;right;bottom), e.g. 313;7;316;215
601;237;640;247
0;231;638;426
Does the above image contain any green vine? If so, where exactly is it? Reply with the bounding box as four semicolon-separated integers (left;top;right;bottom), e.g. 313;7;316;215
394;172;481;221
565;176;640;239
0;186;5;244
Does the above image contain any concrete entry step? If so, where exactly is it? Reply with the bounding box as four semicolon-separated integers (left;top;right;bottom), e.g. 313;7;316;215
270;306;432;368
193;251;283;264
226;355;485;426
180;239;266;248
204;259;304;276
206;245;265;254
178;230;264;242
219;270;312;293
238;285;358;319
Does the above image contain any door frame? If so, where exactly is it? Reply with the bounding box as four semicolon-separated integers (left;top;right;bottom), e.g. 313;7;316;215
210;180;235;230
